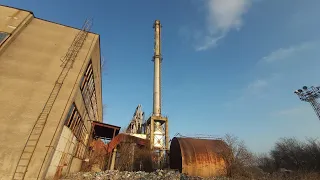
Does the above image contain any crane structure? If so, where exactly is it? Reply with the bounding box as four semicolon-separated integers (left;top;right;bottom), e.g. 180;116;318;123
126;104;145;134
294;85;320;120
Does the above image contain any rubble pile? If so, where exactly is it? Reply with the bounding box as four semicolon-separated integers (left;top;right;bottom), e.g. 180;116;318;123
61;169;222;180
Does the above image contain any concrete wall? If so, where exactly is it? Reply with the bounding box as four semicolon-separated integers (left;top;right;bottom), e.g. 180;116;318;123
46;127;77;178
68;158;83;174
0;6;33;56
0;6;32;33
0;5;103;180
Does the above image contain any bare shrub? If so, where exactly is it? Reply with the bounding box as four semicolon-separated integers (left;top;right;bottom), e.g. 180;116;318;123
133;145;153;172
214;136;320;179
115;140;153;172
116;140;136;171
217;134;254;178
265;171;320;180
255;137;320;178
256;153;276;173
271;137;306;171
81;139;108;172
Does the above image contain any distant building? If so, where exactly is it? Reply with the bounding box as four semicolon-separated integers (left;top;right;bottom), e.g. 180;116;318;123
0;5;116;180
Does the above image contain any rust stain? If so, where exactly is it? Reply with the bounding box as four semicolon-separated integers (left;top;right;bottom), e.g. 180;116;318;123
106;133;149;153
170;137;229;177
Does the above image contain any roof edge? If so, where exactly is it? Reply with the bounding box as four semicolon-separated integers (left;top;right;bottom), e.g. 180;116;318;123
36;17;100;36
0;4;34;15
0;4;99;36
92;120;121;129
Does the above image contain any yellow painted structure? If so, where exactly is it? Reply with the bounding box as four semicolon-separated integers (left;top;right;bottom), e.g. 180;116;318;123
0;5;103;180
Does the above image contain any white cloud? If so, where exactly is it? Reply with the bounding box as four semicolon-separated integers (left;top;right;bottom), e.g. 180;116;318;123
223;79;268;107
274;105;312;117
278;106;306;116
247;79;268;91
261;41;316;63
195;34;225;51
207;0;252;32
195;0;252;51
243;79;270;97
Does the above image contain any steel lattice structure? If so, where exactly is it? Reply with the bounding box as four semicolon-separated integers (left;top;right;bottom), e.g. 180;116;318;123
126;104;144;134
294;86;320;120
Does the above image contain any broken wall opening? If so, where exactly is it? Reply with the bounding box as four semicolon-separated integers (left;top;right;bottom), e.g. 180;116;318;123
81;121;120;172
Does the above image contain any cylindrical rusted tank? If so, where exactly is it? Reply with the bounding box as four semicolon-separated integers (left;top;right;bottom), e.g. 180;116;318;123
170;137;228;177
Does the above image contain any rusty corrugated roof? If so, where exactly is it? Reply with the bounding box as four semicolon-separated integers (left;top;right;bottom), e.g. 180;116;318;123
170;137;229;177
106;133;149;153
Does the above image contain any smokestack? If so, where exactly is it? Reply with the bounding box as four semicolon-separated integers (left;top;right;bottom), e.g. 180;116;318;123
153;20;162;116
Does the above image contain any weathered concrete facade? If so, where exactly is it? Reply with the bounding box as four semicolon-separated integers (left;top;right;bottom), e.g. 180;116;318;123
0;5;103;180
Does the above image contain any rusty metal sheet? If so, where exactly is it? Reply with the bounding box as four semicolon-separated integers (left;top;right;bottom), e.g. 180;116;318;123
106;133;149;153
170;137;228;177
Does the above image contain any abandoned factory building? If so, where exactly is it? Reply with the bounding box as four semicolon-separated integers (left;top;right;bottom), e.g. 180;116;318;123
0;5;117;180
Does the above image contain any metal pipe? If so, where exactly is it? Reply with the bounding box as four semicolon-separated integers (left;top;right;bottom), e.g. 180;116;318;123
153;20;162;116
150;119;154;150
110;147;117;170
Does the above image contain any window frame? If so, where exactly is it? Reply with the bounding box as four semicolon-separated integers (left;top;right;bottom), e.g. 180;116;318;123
63;103;88;159
80;60;99;121
0;32;10;47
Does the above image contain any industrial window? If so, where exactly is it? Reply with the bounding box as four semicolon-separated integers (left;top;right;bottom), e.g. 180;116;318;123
80;61;98;120
0;32;9;46
64;103;88;159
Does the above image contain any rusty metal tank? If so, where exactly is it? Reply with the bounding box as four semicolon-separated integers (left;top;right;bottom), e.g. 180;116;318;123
169;137;228;177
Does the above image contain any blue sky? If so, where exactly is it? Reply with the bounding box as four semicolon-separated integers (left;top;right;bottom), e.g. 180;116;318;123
3;0;320;153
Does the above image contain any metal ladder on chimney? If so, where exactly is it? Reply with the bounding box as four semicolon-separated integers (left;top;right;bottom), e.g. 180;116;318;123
12;19;92;180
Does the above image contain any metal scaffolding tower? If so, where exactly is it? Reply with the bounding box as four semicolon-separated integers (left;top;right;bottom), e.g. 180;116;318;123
294;85;320;120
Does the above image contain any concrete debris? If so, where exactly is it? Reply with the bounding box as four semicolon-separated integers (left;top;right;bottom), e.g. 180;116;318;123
60;169;225;180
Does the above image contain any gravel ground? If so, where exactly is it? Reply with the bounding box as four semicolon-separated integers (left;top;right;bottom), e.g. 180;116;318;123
61;169;225;180
61;169;320;180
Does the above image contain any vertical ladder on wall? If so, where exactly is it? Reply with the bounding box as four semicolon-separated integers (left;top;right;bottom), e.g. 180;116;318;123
12;19;92;180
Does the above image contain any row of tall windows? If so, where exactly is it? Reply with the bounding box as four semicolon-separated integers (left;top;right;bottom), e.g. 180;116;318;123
80;61;98;120
63;61;99;159
64;103;88;159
